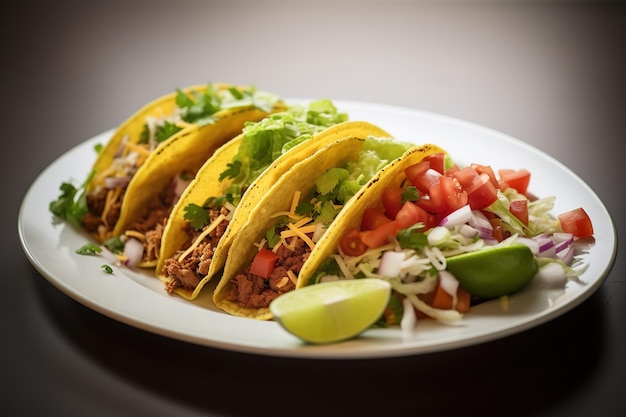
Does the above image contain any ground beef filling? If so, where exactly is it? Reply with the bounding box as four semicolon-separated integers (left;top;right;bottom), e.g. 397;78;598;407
83;187;125;234
162;206;230;293
125;185;178;263
228;235;312;309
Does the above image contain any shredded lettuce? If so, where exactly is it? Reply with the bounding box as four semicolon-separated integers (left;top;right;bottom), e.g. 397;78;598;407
220;100;348;204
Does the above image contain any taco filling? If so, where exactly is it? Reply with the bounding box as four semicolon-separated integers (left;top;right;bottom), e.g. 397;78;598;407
160;99;349;294
82;84;279;242
225;136;415;310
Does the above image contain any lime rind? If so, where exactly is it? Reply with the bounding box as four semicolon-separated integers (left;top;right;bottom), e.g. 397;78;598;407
270;278;391;344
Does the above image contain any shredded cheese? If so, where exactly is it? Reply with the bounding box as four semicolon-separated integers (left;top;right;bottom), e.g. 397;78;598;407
177;214;226;262
175;120;195;129
125;230;145;241
276;277;290;289
284;222;316;250
290;191;301;214
101;187;123;226
124;141;151;158
270;190;304;220
287;270;298;285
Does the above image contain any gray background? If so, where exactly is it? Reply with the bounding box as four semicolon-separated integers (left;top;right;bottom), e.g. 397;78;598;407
2;1;624;416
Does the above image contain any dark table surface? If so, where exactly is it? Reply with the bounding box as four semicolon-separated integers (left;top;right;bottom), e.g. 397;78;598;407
3;1;624;416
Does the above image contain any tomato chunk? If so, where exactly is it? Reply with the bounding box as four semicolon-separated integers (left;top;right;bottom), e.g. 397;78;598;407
339;227;368;256
395;201;433;229
464;173;498;210
360;220;399;249
558;207;594;238
499;169;531;195
381;187;405;219
250;248;279;278
429;282;471;314
509;199;529;225
361;207;391;231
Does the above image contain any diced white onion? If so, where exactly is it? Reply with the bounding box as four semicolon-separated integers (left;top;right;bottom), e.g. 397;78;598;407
438;204;472;229
400;297;418;338
438;270;459;307
427;226;450;246
377;251;405;277
123;238;144;267
533;262;567;288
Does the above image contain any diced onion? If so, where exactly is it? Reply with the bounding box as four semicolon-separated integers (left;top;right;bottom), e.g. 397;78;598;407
533;262;567;288
438;205;472;229
104;176;131;189
468;210;493;239
400;297;418;338
377;251;405;277
427;226;450;246
123;238;144;267
438;270;459;307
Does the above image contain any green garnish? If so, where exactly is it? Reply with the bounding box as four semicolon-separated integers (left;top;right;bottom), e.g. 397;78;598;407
101;264;114;274
155;121;183;143
183;203;210;230
49;170;95;227
401;186;419;203
75;243;102;255
396;225;428;250
103;236;125;254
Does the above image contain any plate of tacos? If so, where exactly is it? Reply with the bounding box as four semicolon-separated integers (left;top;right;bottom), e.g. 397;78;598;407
18;84;616;359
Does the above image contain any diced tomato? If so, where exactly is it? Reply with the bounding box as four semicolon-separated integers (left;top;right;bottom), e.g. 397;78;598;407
381;187;405;219
361;207;391;231
409;167;442;195
509;199;529;225
395;201;433;229
250;248;279;278
429;282;471;314
360;220;399;249
464;173;498;210
499;169;531;195
474;164;499;189
489;218;504;242
558;207;594;238
404;161;430;187
424;153;445;175
453;166;479;188
445;164;460;177
438;175;468;215
339;227;368;256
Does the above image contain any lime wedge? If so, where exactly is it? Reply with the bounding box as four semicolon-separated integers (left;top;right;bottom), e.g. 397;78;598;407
446;244;538;299
269;278;391;344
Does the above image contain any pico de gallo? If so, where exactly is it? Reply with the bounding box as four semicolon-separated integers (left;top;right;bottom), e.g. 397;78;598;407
309;152;594;330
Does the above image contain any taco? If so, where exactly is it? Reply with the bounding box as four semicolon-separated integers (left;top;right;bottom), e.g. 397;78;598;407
211;136;425;319
157;100;393;300
303;145;577;328
50;82;285;267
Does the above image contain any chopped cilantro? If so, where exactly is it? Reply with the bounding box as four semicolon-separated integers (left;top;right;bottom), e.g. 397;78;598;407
295;201;315;217
101;264;114;274
265;226;281;248
396;226;428;250
183;203;210;230
219;160;243;182
75;243;102;255
49;170;95;227
94;143;103;153
315;201;340;225
103;236;125;254
155;121;183;143
401;186;419;203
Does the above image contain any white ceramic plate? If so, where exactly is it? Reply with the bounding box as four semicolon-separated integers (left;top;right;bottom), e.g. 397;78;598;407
18;100;616;359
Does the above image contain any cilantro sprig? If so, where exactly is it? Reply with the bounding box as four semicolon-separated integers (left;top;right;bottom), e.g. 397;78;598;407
49;170;95;227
